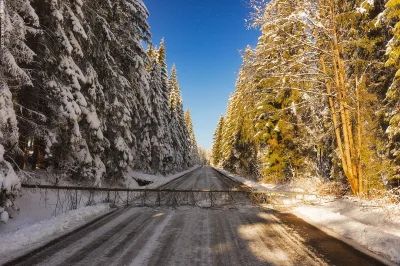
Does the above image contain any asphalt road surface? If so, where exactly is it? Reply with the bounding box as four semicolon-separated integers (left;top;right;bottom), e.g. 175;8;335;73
5;166;387;266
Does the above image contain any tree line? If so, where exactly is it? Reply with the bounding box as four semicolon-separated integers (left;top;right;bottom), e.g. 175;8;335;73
0;0;199;208
212;0;400;195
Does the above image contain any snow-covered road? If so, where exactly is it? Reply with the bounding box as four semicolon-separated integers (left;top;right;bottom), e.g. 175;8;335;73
5;167;387;266
159;166;241;190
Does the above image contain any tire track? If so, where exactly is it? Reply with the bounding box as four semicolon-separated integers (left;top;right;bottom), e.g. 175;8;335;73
8;207;139;266
146;211;187;265
66;211;155;266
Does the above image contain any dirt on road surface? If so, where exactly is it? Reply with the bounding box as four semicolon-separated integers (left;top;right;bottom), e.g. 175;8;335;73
4;166;388;266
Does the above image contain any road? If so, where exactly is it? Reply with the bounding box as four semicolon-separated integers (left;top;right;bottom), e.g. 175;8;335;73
159;166;243;191
5;166;387;266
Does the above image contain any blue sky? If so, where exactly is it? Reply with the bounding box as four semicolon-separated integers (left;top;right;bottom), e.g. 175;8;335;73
145;0;260;150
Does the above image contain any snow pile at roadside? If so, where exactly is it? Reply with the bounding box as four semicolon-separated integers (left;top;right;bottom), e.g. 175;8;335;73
1;187;109;232
215;168;269;191
0;203;110;263
125;165;201;189
124;169;152;188
215;168;319;194
293;198;400;264
1;166;199;231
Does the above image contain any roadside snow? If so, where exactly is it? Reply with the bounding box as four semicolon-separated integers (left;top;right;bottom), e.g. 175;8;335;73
1;166;199;232
215;168;319;193
20;165;201;190
0;187;110;233
0;203;110;264
0;211;9;223
293;198;400;264
0;166;198;263
216;167;400;264
0;166;199;247
215;168;270;191
125;165;201;189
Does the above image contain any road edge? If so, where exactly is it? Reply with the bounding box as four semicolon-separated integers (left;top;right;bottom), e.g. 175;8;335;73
290;210;397;266
2;207;118;266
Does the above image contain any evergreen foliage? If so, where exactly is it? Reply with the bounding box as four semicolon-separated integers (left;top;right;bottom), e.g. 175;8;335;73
185;109;199;164
213;0;399;194
211;115;225;166
0;0;39;209
0;0;199;207
385;0;400;179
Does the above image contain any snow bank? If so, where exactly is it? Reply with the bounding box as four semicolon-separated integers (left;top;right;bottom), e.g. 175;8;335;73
125;165;200;189
1;166;199;231
215;168;319;193
215;168;270;191
0;211;9;223
0;203;110;264
293;199;400;264
0;165;198;263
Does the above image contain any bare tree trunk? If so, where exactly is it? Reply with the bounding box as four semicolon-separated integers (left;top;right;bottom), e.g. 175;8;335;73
317;0;359;194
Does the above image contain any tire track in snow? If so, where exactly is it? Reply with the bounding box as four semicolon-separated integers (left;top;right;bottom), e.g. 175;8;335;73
9;208;141;266
146;211;187;265
128;211;174;266
68;210;155;266
111;210;174;266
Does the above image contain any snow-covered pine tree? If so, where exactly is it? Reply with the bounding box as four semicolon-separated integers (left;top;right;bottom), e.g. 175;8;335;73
219;91;248;175
157;38;169;91
214;0;396;191
184;109;199;164
110;0;152;178
169;65;190;169
24;0;107;186
211;115;225;166
384;0;400;181
1;0;194;193
247;0;330;182
146;45;173;174
247;0;369;192
80;0;151;183
198;146;210;165
154;39;175;173
0;0;39;210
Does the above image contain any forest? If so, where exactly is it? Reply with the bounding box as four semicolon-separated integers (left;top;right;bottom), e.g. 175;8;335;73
0;0;202;209
212;0;400;195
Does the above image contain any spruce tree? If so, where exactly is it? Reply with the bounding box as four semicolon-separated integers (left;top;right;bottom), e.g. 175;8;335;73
24;0;108;185
0;0;39;207
154;39;175;172
168;66;190;169
212;115;225;166
184;109;199;164
146;46;175;174
83;0;151;183
385;0;400;180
